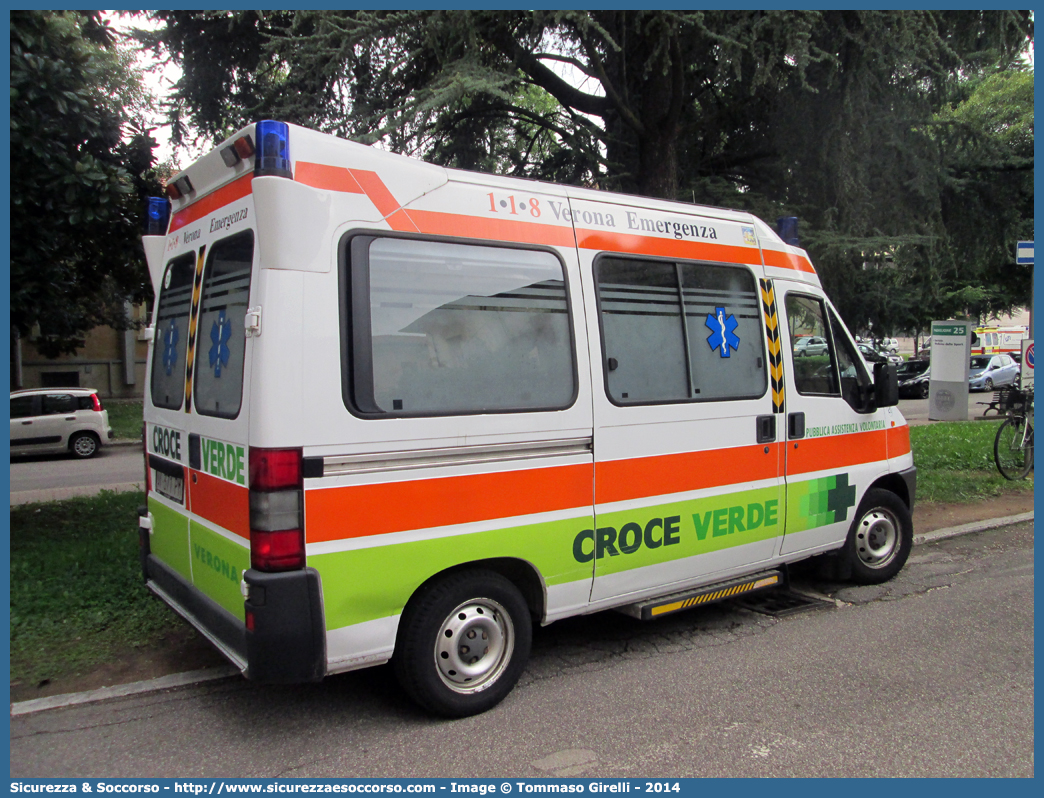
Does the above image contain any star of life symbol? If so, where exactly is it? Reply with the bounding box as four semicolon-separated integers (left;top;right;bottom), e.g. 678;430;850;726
705;306;740;358
162;318;179;376
209;309;232;378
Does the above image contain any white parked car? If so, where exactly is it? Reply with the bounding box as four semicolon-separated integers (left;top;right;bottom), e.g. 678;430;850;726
10;388;113;458
880;337;899;353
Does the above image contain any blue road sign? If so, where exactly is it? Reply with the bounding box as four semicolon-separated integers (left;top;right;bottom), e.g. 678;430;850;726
1016;241;1033;264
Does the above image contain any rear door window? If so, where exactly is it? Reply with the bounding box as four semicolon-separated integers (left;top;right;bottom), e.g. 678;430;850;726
41;394;76;414
194;231;254;419
151;253;197;410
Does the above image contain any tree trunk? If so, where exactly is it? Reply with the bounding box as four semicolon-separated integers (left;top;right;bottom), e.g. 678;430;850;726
637;130;680;199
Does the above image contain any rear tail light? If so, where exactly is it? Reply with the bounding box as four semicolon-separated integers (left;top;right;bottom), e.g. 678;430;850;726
250;448;302;491
91;393;103;412
249;447;304;572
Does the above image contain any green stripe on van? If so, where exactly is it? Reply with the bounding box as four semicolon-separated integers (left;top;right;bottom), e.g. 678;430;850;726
189;522;249;620
148;499;190;580
591;485;785;576
310;514;594;631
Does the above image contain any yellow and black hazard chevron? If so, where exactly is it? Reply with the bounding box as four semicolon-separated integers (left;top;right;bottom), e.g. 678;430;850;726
760;278;784;413
184;245;207;412
617;569;783;620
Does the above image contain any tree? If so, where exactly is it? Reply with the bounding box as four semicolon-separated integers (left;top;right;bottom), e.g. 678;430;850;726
10;10;162;356
143;10;844;197
143;11;1032;336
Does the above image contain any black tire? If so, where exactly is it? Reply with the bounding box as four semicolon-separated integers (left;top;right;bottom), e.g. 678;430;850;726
919;382;930;399
994;417;1033;480
393;569;532;718
841;489;912;584
69;431;100;459
984;377;994;391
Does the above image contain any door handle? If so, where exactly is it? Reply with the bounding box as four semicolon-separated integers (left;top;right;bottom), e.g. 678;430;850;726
788;412;805;440
21;421;32;425
756;415;776;443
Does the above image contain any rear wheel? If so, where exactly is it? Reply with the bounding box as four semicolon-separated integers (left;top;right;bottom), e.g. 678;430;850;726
69;432;99;459
919;382;930;399
842;489;912;584
393;569;532;718
994;417;1033;480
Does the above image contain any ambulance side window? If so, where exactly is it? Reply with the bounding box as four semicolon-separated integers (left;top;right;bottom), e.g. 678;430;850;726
194;231;254;419
150;253;197;410
346;236;576;416
786;294;840;396
595;256;766;404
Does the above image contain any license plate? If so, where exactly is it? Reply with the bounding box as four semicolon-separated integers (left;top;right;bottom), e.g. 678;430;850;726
154;469;185;504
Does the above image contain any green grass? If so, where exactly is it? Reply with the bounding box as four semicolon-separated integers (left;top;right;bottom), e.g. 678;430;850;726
9;490;172;687
105;400;143;440
910;420;1033;504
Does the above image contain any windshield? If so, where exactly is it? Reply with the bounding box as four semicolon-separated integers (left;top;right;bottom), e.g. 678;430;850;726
970;357;990;369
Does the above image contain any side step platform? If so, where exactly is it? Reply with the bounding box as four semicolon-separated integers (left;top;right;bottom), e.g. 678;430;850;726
616;569;785;621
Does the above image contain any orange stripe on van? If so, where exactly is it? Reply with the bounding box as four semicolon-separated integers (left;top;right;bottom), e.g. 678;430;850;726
575;229;758;267
762;248;816;275
295;162;366;194
349;169;421;233
407;209;577;248
188;470;250;539
886;424;911;458
169;173;253;233
305;463;593;543
787;430;887;476
595;443;781;505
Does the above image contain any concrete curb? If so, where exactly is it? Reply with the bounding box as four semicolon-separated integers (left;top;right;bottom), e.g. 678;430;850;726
10;511;1034;717
10;665;239;717
912;511;1034;545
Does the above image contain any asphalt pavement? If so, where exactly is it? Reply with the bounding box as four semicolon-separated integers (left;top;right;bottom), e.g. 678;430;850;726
9;440;143;505
9;519;1034;777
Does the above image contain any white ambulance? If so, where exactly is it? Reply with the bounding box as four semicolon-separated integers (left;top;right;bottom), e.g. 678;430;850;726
139;121;916;717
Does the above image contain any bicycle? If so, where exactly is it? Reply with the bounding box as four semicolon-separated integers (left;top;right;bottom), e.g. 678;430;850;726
994;386;1034;480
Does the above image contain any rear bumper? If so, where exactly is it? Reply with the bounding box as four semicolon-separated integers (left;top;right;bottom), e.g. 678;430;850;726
139;510;326;683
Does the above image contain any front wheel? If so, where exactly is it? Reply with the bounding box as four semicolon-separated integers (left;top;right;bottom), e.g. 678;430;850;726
841;489;913;584
984;377;994;391
393;569;532;718
919;382;930;399
994;417;1033;480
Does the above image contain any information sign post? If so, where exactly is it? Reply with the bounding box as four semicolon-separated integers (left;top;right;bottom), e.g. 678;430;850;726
928;320;971;421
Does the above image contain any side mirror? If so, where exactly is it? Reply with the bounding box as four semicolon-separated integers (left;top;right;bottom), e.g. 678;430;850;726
873;362;899;408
